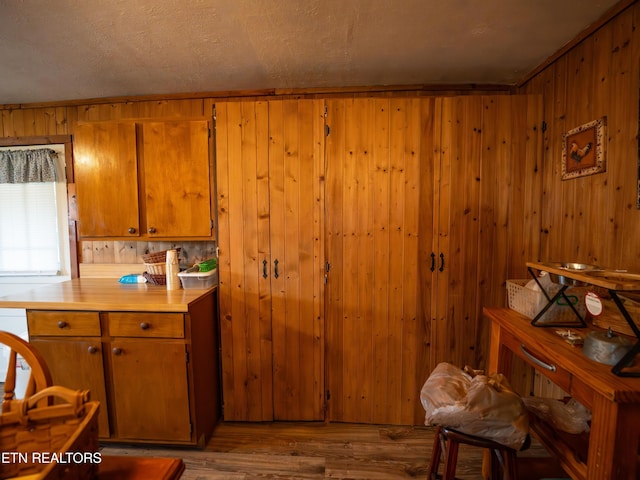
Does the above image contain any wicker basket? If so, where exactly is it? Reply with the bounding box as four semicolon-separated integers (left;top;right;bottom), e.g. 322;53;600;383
0;386;99;480
143;272;166;286
141;248;181;264
144;262;166;275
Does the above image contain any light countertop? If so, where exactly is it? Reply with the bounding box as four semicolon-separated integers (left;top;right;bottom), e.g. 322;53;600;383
0;278;216;312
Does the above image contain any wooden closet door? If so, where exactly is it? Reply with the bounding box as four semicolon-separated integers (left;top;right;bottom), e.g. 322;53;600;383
431;96;484;369
431;95;543;374
269;100;325;421
216;101;273;421
324;98;435;425
216;100;325;421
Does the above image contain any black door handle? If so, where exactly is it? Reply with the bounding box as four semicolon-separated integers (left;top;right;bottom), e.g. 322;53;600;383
274;259;279;279
430;252;436;272
263;259;268;279
439;253;445;272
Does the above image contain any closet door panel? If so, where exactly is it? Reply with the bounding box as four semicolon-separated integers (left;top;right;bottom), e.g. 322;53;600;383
325;98;434;425
269;99;325;421
432;96;484;369
216;101;273;421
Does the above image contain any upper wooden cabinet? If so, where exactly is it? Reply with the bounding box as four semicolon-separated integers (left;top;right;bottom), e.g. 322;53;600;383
73;119;213;239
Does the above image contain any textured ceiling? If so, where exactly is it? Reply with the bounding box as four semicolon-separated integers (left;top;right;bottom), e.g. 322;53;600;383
0;0;621;105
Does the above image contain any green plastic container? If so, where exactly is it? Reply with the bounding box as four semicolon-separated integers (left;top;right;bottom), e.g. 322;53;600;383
198;258;217;272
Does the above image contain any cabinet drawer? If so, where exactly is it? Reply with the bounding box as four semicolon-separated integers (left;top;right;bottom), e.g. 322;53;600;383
27;311;101;336
501;329;572;394
108;313;184;338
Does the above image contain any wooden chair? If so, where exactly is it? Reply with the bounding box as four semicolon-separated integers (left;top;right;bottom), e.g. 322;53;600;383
0;330;52;412
428;425;519;480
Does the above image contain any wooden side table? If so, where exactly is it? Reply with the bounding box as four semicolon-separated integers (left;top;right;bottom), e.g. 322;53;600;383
485;307;640;480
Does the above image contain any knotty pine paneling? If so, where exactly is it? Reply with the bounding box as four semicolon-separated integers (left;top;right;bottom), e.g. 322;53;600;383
80;241;216;267
518;2;640;273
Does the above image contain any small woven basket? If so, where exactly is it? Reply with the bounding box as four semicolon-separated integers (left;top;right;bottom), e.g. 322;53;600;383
0;386;99;480
143;272;167;285
144;262;166;275
141;248;181;264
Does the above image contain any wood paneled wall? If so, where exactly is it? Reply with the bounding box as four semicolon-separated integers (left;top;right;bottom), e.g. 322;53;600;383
517;2;640;275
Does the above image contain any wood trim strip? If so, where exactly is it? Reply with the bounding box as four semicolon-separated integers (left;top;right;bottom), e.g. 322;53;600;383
1;84;513;110
0;135;72;146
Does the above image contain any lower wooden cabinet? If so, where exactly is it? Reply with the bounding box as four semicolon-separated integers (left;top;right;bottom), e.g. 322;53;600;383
26;291;219;446
30;335;111;437
108;338;191;442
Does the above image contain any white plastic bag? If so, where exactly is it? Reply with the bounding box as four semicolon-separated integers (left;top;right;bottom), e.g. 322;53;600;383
420;362;529;450
522;396;591;434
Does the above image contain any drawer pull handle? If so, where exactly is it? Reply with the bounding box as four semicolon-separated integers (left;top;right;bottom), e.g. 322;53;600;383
140;322;150;330
87;346;98;354
57;321;68;329
520;344;556;372
112;347;123;356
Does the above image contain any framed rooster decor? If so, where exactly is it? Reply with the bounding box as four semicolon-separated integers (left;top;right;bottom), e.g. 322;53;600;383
561;117;606;180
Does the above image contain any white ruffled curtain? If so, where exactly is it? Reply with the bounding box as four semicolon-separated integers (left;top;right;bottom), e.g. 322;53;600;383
0;148;58;183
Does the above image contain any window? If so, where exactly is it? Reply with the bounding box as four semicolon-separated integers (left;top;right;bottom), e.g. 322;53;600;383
0;145;70;277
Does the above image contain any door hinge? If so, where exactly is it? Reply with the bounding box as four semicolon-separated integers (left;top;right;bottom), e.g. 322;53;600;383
325;390;331;401
325;124;330;137
185;350;190;363
541;120;547;133
325;261;331;272
324;105;328;117
212;105;217;122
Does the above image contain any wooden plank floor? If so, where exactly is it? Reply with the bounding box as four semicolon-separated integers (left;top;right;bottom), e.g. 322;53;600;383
100;422;559;479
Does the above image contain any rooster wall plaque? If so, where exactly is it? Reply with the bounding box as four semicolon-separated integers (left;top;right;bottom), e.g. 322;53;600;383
561;117;606;180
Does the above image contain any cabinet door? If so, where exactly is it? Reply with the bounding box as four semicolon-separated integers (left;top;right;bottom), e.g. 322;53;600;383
141;120;212;237
324;98;435;425
431;95;543;372
215;100;325;421
216;101;273;421
268;100;325;421
74;122;140;237
430;96;485;369
30;337;110;438
109;339;191;442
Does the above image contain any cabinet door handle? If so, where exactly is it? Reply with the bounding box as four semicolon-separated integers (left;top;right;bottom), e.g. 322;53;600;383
148;227;157;234
263;259;268;279
520;344;556;372
128;227;136;234
274;259;279;279
140;322;150;330
430;252;436;272
112;347;123;356
87;345;98;354
57;321;67;329
439;253;445;272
